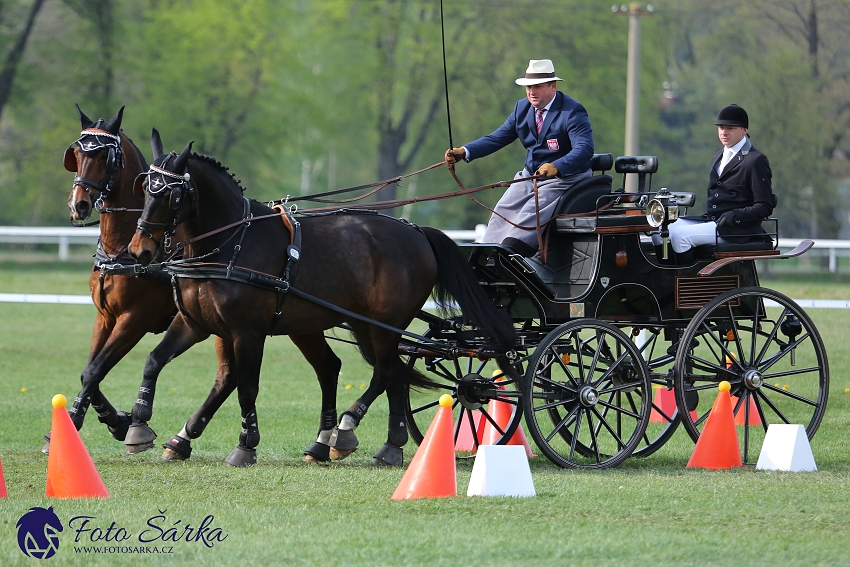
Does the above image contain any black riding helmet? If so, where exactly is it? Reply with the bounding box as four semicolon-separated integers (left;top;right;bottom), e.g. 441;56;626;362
715;104;748;128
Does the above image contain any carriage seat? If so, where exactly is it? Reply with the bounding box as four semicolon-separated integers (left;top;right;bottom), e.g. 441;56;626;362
551;153;614;220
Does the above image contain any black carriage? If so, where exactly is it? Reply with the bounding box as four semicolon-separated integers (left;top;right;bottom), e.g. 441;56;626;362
404;154;828;469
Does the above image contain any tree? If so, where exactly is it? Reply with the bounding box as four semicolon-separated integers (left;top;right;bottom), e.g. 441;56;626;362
0;0;46;124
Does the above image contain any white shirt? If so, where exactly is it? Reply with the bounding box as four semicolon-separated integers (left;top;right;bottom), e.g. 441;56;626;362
717;136;747;175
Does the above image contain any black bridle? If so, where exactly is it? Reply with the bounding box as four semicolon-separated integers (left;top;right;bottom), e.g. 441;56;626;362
135;153;195;256
65;128;125;212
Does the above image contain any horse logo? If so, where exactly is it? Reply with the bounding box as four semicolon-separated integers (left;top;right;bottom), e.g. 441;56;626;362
16;506;63;559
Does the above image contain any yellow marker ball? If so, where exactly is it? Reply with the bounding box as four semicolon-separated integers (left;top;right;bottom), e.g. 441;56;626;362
52;394;67;408
439;394;453;408
718;381;731;393
845;388;849;393
20;387;26;393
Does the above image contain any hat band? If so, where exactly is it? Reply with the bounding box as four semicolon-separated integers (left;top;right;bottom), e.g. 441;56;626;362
525;72;555;79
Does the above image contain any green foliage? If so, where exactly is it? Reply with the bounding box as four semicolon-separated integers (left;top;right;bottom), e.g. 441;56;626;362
0;0;848;235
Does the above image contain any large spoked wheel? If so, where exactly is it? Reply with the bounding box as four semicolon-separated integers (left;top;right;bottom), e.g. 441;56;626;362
619;325;682;458
523;319;652;469
674;287;829;464
404;334;529;456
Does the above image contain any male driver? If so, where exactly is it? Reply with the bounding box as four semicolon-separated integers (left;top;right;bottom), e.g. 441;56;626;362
445;59;594;257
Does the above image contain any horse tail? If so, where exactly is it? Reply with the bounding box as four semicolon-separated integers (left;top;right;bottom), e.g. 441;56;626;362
421;227;517;350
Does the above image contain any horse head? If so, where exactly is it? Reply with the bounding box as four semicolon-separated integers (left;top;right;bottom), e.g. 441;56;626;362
128;128;194;266
65;104;125;221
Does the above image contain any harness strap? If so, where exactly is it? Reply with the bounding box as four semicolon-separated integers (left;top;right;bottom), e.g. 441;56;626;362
163;262;443;346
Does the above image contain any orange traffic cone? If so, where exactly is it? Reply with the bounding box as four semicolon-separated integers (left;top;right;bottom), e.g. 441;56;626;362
46;394;109;499
482;397;537;458
730;395;762;425
686;381;742;469
454;410;483;452
650;387;697;422
392;394;456;500
480;370;536;457
0;457;7;498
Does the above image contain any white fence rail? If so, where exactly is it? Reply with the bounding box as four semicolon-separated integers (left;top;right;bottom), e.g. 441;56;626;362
1;226;849;272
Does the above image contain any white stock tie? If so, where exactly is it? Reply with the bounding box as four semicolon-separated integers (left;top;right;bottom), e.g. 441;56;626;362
718;148;735;175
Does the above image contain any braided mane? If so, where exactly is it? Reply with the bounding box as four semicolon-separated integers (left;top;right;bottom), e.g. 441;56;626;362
190;152;247;194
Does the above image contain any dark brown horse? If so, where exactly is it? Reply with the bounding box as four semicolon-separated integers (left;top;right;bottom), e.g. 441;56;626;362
61;107;366;459
52;105;180;453
126;130;516;466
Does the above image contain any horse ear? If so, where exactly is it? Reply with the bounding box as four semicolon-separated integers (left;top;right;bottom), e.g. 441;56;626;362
174;140;194;173
76;104;94;129
151;128;164;160
104;106;125;134
133;174;146;197
63;147;77;172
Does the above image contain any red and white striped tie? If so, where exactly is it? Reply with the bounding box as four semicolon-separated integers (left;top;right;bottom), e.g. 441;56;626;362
536;108;545;133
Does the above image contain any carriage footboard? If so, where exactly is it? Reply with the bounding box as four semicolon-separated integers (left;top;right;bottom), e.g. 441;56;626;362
698;240;814;276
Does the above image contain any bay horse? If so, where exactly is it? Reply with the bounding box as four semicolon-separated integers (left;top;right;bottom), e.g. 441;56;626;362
61;107;372;460
54;105;179;454
126;130;517;466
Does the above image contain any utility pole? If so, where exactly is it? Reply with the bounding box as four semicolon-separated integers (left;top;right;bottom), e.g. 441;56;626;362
614;3;652;191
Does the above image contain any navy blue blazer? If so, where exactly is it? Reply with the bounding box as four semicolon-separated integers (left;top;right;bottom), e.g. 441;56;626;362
463;91;594;176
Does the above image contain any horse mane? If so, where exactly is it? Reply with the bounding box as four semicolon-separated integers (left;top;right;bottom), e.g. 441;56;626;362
190;152;247;194
120;130;148;169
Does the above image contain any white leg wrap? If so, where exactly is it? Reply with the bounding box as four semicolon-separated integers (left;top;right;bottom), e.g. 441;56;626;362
178;425;190;440
339;414;358;431
316;429;332;444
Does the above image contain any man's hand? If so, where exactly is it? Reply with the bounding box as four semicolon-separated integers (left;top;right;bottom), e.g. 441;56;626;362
445;147;466;165
534;163;559;178
716;211;736;227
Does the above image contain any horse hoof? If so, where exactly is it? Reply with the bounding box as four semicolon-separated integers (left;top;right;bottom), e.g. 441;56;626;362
124;423;157;446
125;442;154;454
41;441;50;455
162;448;189;461
107;411;132;441
329;447;356;461
225;445;257;467
328;427;359;451
303;442;330;463
162;435;192;460
372;444;404;467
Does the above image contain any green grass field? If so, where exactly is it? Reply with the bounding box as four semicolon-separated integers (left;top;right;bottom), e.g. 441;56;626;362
1;261;849;566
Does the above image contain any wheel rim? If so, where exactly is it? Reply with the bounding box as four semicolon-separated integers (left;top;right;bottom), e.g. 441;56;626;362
405;337;528;456
674;287;829;465
524;320;651;469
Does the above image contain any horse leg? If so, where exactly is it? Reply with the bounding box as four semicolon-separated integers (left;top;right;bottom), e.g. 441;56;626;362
162;336;237;461
289;333;341;464
224;333;266;467
372;374;410;467
125;315;208;453
42;312;147;453
327;322;380;461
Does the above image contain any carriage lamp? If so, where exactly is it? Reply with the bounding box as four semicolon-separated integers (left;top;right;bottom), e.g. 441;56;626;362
646;189;679;261
645;189;679;228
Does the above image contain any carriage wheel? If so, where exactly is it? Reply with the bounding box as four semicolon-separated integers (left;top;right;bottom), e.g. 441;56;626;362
404;334;528;455
523;319;651;469
674;287;829;465
619;325;682;458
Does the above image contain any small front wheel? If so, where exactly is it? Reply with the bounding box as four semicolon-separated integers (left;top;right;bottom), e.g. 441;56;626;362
523;319;652;469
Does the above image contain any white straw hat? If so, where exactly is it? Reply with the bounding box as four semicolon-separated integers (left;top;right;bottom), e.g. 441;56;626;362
515;59;563;86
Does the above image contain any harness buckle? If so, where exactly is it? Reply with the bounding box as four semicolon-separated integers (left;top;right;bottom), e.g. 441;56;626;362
276;280;291;293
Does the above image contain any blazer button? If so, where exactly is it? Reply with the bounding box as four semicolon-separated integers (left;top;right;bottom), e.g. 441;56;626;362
711;216;716;220
712;204;717;208
717;181;722;185
714;193;719;197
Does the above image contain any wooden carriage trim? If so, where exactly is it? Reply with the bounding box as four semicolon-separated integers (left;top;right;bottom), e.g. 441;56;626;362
699;239;814;276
